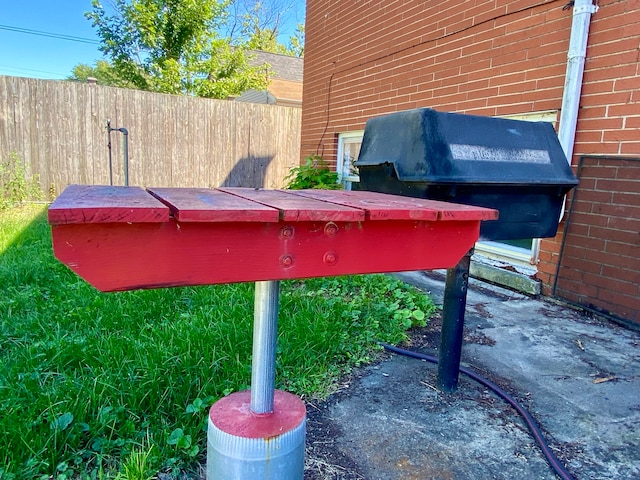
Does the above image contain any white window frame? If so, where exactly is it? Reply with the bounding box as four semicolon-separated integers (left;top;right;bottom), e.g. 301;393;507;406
337;131;364;190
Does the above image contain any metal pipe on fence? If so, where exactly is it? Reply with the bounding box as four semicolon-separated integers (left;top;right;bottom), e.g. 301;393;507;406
107;120;114;186
106;120;129;187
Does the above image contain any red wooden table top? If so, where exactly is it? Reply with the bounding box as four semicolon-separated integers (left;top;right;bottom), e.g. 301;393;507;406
49;185;497;291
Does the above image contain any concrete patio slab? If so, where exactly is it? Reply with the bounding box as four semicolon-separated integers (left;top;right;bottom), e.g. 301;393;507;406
304;271;640;480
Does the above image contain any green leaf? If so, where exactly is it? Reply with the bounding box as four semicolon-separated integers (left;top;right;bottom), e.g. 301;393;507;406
187;445;200;458
176;434;192;449
167;428;184;446
285;155;340;190
50;412;73;432
167;428;192;449
186;397;205;414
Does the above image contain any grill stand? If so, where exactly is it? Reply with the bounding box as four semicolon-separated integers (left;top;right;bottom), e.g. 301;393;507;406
437;249;473;392
207;281;306;479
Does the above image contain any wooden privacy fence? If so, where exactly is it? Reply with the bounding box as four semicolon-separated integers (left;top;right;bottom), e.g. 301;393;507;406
0;76;301;197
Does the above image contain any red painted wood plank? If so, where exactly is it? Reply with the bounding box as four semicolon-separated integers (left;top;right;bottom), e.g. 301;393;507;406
292;190;497;221
147;187;280;222
51;218;481;291
219;188;365;222
291;189;439;221
393;198;499;221
48;185;170;225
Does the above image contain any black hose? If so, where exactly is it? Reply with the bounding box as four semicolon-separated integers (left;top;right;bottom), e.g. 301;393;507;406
380;342;576;480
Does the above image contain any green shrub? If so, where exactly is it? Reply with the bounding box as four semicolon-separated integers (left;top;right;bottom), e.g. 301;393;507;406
284;154;341;190
0;152;44;209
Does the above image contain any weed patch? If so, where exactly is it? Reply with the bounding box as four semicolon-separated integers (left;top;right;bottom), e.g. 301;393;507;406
284;155;341;190
0;152;44;209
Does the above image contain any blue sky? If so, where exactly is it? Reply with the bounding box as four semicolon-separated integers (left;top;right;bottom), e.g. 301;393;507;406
0;1;101;79
0;0;305;80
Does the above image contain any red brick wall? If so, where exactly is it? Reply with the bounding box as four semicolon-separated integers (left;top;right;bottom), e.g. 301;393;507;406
302;0;574;158
555;157;640;324
302;0;640;300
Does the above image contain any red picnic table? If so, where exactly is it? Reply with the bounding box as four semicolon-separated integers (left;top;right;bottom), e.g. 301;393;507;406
48;185;497;479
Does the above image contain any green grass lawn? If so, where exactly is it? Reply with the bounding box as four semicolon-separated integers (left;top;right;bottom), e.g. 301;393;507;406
0;205;434;479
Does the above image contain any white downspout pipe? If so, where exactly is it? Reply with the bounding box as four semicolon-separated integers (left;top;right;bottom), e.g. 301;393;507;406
556;0;598;221
558;0;599;163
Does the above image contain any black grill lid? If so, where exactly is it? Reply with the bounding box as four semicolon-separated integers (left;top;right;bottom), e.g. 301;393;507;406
355;108;579;188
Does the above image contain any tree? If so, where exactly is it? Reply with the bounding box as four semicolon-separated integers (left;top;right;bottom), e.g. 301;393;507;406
67;60;136;88
84;0;268;97
225;0;304;57
287;23;304;57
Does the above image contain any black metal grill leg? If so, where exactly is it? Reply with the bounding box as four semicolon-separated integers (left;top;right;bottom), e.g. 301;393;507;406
437;249;473;392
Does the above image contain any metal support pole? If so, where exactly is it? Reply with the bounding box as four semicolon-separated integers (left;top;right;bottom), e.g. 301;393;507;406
251;280;279;414
207;278;305;479
106;120;113;186
106;121;129;186
120;128;129;187
437;249;473;393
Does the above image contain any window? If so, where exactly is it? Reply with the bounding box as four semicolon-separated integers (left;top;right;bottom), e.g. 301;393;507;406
337;131;363;190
